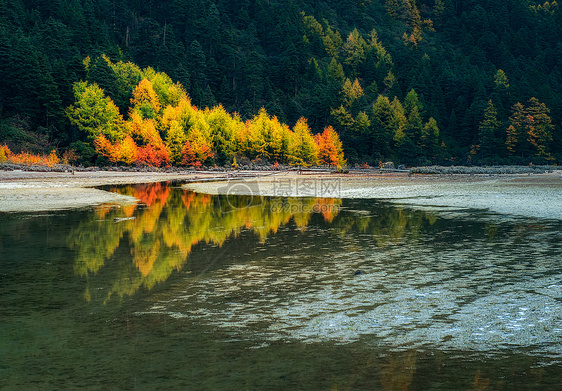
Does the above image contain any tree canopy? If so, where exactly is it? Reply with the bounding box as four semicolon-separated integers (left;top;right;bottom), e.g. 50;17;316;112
1;0;561;165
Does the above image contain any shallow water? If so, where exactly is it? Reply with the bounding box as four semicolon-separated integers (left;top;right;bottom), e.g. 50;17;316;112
1;182;561;390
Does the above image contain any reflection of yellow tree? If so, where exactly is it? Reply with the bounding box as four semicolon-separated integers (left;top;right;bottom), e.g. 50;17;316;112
71;217;127;276
472;369;491;390
70;184;437;302
380;350;417;391
69;183;344;302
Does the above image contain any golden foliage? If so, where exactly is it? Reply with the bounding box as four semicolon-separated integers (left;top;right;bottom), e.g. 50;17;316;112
67;61;346;167
0;144;60;167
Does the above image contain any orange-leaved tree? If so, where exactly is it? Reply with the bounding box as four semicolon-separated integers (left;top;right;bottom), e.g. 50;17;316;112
315;126;346;166
0;144;11;162
129;112;169;166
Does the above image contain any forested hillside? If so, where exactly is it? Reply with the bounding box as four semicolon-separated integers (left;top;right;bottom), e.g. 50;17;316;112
1;0;561;166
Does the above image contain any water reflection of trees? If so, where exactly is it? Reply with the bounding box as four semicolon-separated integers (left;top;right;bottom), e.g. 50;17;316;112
68;182;343;302
333;206;437;247
68;182;437;303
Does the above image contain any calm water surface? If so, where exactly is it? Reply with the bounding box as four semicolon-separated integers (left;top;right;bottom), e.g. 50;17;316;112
1;182;561;390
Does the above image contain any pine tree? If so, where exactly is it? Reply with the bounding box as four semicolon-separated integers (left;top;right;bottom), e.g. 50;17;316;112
494;69;510;90
478;100;501;161
404;89;423;117
421;118;440;162
391;97;408;145
406;105;423;147
371;95;395;156
87;56;119;101
342;28;367;76
506;124;518;156
188;39;208;105
342;78;364;108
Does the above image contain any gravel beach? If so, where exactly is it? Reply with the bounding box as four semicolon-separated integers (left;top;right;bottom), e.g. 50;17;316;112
1;168;561;219
0;169;216;212
184;170;562;220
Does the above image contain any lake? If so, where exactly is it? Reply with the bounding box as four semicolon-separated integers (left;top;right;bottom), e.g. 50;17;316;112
1;181;561;390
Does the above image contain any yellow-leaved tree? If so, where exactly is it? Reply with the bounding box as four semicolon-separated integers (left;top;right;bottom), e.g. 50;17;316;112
130;78;162;120
290;118;318;166
66;81;126;142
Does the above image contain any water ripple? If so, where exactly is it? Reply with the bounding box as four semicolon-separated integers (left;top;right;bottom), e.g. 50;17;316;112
139;208;562;360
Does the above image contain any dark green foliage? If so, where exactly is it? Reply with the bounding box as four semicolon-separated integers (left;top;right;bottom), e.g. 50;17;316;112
87;56;119;100
478;100;503;161
0;0;561;164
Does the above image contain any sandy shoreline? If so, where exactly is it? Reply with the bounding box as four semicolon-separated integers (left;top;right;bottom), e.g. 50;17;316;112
185;170;562;220
1;169;561;219
0;169;224;212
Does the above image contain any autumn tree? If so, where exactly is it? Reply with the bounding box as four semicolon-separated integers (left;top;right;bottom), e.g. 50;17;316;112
315;126;346;166
385;0;423;45
205;104;241;163
165;120;187;165
118;136;140;164
130;78;162;120
147;70;186;108
506;99;554;161
391;97;408;146
269;117;292;164
525;97;554;160
93;134;117;161
494;69;510;90
323;24;343;58
505;124;518;157
129;112;169;166
182;115;214;165
342;78;364;108
65;59;350;168
247;108;273;160
108;59;144;110
66;81;125;142
506;102;527;157
290;118;318;166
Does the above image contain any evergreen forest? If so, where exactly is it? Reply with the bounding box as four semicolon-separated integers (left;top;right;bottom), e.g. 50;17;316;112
1;0;562;166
